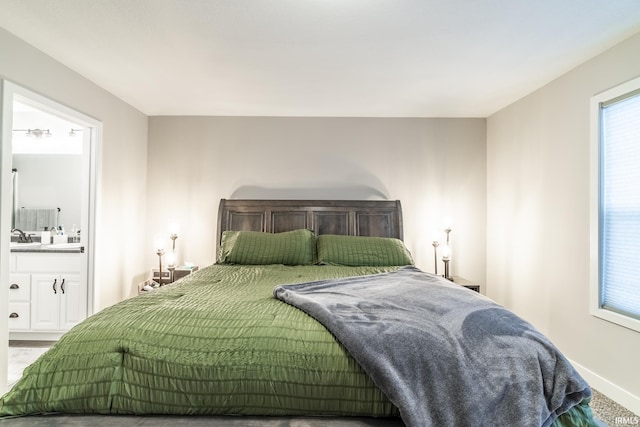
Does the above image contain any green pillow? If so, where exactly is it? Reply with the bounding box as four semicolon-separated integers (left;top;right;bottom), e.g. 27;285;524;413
317;234;414;266
218;229;316;265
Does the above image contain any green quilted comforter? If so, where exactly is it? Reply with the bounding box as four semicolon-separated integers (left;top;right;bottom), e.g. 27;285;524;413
0;264;595;426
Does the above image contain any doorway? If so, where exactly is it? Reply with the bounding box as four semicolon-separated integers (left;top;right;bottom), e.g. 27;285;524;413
0;80;100;392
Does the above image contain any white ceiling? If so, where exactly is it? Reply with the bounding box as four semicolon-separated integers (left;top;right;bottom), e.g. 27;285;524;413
2;0;640;118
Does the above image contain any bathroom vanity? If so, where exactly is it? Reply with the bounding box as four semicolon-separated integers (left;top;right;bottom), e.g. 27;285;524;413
8;246;86;340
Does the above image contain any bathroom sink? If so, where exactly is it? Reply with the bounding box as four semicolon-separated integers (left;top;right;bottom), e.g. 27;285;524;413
10;242;41;248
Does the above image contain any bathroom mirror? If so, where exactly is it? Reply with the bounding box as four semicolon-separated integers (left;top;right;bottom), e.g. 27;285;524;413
11;101;84;234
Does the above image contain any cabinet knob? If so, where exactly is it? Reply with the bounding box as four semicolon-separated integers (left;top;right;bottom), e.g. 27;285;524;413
9;313;19;318
9;283;19;289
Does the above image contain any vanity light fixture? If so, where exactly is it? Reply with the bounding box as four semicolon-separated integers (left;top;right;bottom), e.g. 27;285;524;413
13;128;52;139
68;129;83;137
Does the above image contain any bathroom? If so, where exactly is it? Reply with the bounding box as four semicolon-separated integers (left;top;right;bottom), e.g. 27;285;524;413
10;101;85;245
6;93;94;341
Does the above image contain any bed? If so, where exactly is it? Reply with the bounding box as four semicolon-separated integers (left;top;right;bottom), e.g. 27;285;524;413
0;199;596;426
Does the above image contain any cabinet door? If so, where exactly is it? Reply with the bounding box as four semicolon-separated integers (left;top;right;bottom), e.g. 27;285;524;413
31;274;61;331
59;274;86;330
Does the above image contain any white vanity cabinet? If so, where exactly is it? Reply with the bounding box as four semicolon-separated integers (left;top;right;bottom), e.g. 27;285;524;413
31;273;84;331
8;252;87;340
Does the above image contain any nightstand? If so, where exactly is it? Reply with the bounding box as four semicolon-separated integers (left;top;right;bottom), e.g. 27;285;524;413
173;265;199;281
139;265;200;294
152;265;199;284
451;276;480;293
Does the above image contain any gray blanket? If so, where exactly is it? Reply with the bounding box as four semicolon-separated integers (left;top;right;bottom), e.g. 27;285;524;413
273;266;591;427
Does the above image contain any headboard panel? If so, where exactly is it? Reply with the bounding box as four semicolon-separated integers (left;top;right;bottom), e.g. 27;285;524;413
217;199;404;253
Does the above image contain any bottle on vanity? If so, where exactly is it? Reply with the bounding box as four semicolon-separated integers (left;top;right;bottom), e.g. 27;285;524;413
41;227;51;245
52;225;67;244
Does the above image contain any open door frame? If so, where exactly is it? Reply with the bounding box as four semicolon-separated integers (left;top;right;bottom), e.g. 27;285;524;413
0;80;102;392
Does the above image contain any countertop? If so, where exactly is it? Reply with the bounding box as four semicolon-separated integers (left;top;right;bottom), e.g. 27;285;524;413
10;243;84;254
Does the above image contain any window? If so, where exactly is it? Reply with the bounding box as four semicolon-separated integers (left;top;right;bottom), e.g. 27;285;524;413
591;76;640;332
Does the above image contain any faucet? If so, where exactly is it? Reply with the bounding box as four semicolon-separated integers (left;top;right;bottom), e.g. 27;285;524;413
11;228;32;243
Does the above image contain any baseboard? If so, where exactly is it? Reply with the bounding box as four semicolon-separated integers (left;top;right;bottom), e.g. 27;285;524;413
570;358;640;416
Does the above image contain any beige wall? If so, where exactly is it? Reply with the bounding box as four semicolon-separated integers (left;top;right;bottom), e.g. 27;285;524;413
0;27;149;308
147;116;487;284
487;33;640;412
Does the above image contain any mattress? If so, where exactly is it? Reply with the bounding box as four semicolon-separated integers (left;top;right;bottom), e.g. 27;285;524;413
0;264;595;426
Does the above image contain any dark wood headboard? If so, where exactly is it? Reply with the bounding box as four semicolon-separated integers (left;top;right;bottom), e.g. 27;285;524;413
217;199;404;253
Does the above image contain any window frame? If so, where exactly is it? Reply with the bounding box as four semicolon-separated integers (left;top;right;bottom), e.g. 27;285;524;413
590;75;640;333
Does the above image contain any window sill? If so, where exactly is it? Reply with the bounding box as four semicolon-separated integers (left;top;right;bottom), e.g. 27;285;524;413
591;307;640;333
